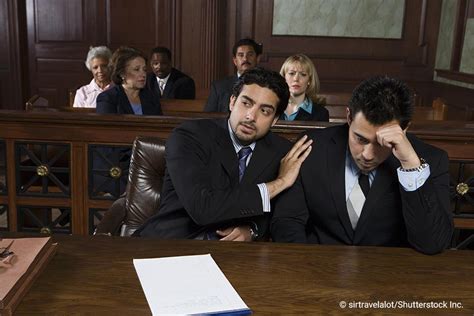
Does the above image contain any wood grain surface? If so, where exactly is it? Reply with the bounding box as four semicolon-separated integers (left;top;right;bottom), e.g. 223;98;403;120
13;235;474;315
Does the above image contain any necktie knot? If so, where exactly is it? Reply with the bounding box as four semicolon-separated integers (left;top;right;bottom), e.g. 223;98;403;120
238;147;252;160
238;147;252;181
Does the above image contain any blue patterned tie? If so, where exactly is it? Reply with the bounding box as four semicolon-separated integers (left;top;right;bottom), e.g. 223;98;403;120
238;147;252;182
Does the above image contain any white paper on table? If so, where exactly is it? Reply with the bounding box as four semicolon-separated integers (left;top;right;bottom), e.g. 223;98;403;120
133;254;251;316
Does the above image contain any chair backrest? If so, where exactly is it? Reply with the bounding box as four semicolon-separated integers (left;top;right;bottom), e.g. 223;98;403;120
68;89;77;108
25;95;52;111
122;136;166;235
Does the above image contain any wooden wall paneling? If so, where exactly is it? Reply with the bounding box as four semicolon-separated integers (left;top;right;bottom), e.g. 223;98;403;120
5;139;17;231
233;0;443;102
450;0;468;71
35;0;84;42
26;0;107;108
106;0;159;52
0;0;25;110
71;142;86;235
158;0;176;63
179;0;227;90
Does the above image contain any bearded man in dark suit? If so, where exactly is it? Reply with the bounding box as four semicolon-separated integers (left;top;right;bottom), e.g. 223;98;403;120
136;67;312;241
271;76;453;254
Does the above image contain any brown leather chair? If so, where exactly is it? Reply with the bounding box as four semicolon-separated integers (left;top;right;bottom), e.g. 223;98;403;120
95;136;166;236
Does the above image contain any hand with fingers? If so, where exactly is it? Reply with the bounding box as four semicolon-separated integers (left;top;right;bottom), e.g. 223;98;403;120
376;124;421;169
267;135;313;199
215;225;252;242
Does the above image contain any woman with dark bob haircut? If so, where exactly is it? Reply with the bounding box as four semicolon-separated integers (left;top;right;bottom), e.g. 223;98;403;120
96;46;162;115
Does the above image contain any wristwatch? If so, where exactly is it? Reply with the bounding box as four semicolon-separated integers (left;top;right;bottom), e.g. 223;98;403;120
400;157;428;172
248;223;259;241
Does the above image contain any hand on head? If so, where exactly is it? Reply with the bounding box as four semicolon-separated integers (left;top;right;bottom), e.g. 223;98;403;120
375;124;420;169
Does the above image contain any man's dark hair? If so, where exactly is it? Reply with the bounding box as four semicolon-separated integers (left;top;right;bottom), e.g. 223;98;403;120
111;46;147;85
349;76;413;130
232;38;263;56
150;46;172;60
232;67;289;117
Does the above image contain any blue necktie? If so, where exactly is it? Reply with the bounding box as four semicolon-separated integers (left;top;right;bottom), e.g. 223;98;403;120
238;147;252;182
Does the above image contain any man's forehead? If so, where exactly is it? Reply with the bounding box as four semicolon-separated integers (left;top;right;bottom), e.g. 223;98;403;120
236;45;256;53
151;53;169;61
239;84;278;106
351;112;399;136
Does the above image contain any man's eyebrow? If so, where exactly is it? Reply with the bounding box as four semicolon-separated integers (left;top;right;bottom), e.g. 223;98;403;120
240;95;276;111
354;131;369;141
241;95;255;104
260;104;276;111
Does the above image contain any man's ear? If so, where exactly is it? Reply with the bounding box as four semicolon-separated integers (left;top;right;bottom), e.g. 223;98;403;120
232;56;238;67
229;95;236;112
256;54;262;64
346;107;352;125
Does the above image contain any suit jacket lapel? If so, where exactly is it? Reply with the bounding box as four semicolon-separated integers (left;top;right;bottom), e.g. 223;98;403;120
163;69;176;97
329;124;354;242
118;86;134;114
353;156;398;242
215;119;239;181
241;133;279;184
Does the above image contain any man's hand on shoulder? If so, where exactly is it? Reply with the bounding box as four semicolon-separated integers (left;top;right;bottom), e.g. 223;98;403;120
266;135;313;199
376;124;421;169
216;225;252;242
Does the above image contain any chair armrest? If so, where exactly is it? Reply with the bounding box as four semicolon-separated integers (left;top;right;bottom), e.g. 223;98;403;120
95;197;126;236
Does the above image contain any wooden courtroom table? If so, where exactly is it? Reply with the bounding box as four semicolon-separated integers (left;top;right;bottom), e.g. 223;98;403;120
14;235;474;315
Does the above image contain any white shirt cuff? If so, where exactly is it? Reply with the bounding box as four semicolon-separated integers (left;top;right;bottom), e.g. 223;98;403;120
257;183;271;213
397;164;431;191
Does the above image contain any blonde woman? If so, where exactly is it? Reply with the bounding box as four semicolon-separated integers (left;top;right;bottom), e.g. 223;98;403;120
279;54;329;121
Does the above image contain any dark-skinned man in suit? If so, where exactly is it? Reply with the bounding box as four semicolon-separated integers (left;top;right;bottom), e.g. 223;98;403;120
147;46;196;100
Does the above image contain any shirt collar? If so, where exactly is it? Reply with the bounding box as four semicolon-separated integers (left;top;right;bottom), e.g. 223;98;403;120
88;79;110;93
299;97;313;114
157;72;171;85
227;120;256;154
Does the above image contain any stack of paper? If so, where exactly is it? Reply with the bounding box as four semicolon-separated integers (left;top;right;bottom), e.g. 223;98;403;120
0;237;57;315
133;254;251;315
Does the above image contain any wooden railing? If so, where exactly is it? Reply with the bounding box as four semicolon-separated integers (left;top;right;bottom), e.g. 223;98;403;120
0;110;473;245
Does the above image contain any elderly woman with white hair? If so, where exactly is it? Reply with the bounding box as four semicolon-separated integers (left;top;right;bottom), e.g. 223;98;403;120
73;46;113;108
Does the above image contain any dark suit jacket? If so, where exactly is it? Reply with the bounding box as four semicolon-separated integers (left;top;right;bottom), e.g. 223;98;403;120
96;85;162;115
136;118;291;239
271;124;453;254
280;102;330;122
147;68;196;99
204;75;237;112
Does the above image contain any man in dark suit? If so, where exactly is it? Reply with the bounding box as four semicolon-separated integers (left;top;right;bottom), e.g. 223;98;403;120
136;68;312;241
272;76;453;254
147;46;195;99
204;38;262;112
